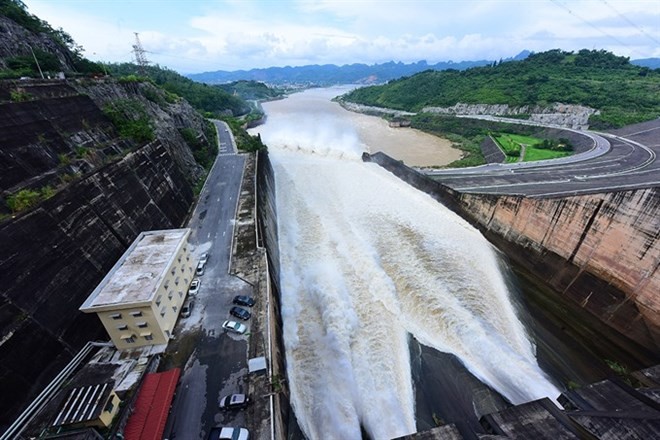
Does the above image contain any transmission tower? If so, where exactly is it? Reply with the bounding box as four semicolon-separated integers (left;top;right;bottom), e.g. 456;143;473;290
132;32;150;75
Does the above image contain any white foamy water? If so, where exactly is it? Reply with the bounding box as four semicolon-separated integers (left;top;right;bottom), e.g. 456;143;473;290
253;88;561;440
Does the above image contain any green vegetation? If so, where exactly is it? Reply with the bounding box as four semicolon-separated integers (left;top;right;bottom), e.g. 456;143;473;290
216;80;286;101
222;117;267;152
6;186;55;213
9;89;31;102
102;99;155;144
492;133;573;162
180;123;218;170
343;49;660;129
107;63;250;118
605;359;643;387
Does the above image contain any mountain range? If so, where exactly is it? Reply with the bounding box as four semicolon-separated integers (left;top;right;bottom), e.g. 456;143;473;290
187;51;660;86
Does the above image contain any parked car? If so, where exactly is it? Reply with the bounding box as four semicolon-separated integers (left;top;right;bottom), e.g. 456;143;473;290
188;279;201;295
230;306;251;321
207;427;249;440
218;393;250;410
199;252;209;265
196;261;206;276
232;295;255;307
181;299;193;318
222;320;247;335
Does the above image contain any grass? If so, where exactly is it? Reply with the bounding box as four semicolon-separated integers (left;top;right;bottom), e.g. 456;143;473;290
493;132;574;162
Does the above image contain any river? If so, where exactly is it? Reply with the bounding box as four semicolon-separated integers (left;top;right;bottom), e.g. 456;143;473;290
249;87;654;439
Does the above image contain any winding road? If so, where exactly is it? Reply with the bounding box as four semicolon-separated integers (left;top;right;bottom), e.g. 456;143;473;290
424;117;660;198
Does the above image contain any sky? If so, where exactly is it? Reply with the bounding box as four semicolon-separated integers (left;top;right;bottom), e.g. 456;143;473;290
22;0;660;74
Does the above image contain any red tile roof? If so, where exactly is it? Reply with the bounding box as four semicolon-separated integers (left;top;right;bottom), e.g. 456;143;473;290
124;368;181;440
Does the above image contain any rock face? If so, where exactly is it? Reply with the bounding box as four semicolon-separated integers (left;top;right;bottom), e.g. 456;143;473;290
421;103;598;129
0;79;210;429
364;152;660;353
0;15;76;71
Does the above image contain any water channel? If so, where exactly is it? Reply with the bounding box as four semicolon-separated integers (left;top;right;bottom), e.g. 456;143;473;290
250;87;656;439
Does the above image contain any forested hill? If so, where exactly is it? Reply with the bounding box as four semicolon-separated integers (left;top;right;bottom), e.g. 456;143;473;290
341;49;660;129
108;63;250;117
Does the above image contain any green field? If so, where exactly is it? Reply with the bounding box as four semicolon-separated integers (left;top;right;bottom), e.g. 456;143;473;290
493;133;573;162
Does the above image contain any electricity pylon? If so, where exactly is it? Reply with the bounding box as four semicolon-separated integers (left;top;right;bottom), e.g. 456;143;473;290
132;32;149;75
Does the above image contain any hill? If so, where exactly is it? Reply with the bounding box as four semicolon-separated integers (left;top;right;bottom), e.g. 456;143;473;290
108;63;251;117
0;0;102;77
341;49;660;129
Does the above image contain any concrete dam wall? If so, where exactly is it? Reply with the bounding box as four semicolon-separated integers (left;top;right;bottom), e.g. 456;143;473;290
364;152;659;354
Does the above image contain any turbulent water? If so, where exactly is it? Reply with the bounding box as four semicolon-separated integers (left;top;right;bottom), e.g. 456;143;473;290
253;88;560;440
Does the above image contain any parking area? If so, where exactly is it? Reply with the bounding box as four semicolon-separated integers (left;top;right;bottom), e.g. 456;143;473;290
163;124;271;440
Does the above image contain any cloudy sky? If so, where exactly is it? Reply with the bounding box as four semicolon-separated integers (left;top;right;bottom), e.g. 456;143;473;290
22;0;660;74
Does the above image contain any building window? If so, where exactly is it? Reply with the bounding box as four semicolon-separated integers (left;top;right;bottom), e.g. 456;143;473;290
164;282;169;290
186;255;190;261
117;324;128;331
125;337;135;344
110;313;122;320
168;293;173;301
137;322;148;328
160;307;166;317
178;256;181;262
172;306;178;313
175;276;180;285
144;334;154;341
130;311;142;317
178;290;183;298
156;295;162;306
171;268;176;276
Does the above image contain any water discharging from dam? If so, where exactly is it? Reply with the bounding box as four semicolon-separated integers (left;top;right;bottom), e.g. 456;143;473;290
254;88;561;439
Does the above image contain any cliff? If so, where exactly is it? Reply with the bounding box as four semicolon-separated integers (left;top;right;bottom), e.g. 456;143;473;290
421;103;598;129
364;152;660;354
0;78;213;429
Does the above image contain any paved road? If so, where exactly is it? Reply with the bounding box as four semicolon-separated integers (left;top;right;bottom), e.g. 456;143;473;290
424;117;660;198
164;121;254;439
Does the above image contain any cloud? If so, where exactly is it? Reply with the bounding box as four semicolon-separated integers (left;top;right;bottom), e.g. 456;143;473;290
22;0;660;73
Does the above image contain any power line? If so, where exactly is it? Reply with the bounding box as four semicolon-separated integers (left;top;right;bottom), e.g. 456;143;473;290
600;0;660;46
548;0;645;57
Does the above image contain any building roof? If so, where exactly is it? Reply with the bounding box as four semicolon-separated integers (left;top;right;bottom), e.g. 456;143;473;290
80;229;190;311
123;368;181;440
52;382;113;427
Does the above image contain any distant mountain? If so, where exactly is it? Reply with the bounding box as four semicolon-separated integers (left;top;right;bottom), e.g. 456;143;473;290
631;58;660;69
187;59;499;86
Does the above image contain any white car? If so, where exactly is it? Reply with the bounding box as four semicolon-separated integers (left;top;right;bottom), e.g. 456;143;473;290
188;279;201;295
207;427;249;440
199;253;209;265
222;320;247;335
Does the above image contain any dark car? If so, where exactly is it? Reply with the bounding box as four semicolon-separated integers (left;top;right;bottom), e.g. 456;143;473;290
230;306;251;321
218;393;250;410
232;295;255;307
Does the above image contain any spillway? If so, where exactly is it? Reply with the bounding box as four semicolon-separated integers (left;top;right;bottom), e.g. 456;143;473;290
256;89;561;440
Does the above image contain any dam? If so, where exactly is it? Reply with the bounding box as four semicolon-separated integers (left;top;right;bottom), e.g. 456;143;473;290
252;88;565;439
251;87;660;439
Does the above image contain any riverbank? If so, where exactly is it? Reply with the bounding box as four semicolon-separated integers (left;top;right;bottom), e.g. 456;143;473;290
336;99;462;167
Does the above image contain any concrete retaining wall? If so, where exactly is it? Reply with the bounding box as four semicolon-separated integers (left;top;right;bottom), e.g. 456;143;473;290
364;152;660;353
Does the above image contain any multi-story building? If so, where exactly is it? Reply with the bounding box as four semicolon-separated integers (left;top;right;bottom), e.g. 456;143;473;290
80;228;194;350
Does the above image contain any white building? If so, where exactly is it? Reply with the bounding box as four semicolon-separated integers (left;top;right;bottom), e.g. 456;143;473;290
80;228;194;350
